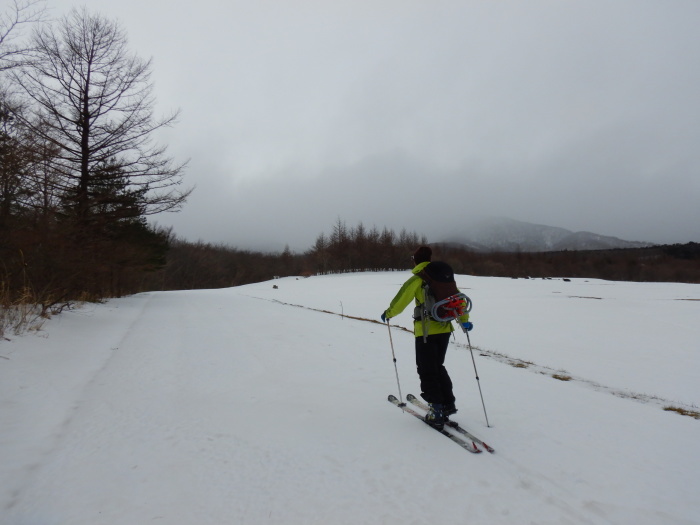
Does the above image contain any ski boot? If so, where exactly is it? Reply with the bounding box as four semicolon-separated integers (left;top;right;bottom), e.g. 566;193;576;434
424;403;446;430
443;402;458;417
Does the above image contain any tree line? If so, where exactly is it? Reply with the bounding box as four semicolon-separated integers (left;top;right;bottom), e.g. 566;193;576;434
139;223;700;293
135;220;429;292
433;242;700;284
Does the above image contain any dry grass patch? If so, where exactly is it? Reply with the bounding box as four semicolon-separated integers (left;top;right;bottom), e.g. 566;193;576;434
552;373;573;381
663;406;700;419
509;360;532;369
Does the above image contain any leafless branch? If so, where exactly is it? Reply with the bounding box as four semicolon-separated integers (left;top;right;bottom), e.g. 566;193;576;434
0;0;47;71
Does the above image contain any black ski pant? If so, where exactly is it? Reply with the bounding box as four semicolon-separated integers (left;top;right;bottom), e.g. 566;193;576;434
415;332;455;406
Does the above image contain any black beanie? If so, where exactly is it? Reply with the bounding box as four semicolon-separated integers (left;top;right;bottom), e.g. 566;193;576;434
413;246;432;264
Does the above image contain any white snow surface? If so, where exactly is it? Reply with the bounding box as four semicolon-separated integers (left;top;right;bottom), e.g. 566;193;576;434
1;273;699;524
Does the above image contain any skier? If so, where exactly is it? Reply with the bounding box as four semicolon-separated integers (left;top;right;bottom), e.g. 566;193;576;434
381;246;473;430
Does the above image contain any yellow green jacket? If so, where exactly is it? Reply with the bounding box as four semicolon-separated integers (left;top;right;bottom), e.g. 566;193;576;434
385;262;469;339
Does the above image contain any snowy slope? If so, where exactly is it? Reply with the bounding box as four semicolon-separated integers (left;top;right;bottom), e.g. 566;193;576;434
1;273;699;524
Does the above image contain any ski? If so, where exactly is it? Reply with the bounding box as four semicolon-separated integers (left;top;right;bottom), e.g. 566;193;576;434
406;394;495;453
388;395;481;453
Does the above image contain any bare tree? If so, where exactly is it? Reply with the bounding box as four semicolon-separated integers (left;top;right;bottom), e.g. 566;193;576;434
0;0;46;72
12;7;190;225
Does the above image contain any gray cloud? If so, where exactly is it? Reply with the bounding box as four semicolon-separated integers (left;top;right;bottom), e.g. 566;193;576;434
47;0;700;251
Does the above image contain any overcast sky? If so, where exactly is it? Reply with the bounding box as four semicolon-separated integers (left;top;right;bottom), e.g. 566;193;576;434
46;0;700;251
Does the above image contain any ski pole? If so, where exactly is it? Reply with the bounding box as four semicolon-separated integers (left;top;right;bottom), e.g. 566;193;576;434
465;329;490;427
386;320;404;405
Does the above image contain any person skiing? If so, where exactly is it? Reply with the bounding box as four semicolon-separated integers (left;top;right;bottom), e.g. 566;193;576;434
381;246;473;430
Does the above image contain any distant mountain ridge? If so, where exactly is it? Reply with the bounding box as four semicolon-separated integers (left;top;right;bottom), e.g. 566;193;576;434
442;217;653;252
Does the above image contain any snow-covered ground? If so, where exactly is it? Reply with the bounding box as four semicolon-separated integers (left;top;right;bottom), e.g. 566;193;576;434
1;272;699;524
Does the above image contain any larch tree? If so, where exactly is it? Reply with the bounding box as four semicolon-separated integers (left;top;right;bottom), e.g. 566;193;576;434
12;7;190;228
9;7;191;298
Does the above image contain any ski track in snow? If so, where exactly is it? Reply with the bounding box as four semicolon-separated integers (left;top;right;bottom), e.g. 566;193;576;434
1;292;156;512
254;290;697;415
1;273;699;524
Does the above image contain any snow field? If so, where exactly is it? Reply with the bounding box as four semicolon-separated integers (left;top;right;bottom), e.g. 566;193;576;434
1;273;699;524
